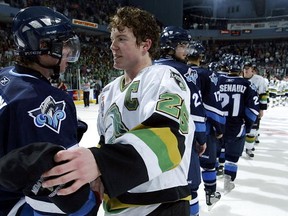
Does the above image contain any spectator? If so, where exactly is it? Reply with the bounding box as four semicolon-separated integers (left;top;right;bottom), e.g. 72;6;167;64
82;79;91;107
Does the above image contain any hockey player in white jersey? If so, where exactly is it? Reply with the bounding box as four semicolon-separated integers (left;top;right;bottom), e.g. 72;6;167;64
243;62;268;158
42;6;194;216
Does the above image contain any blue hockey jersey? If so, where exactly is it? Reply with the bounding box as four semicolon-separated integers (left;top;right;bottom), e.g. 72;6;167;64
188;64;226;136
154;58;206;145
0;65;95;215
218;74;259;137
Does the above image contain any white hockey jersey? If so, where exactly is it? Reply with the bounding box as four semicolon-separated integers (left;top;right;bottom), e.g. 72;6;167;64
93;64;194;216
248;74;268;110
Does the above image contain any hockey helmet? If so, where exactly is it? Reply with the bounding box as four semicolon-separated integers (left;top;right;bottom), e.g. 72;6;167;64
12;6;80;63
186;40;205;58
243;60;253;68
218;53;232;71
160;26;191;50
228;55;243;73
208;61;220;72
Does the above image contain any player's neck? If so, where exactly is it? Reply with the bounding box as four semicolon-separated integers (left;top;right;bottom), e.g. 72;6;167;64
124;57;152;82
187;59;200;66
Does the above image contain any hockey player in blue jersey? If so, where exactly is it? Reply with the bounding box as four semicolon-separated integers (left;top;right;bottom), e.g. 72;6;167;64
218;55;259;193
154;26;207;216
186;41;226;209
0;6;98;216
207;61;226;176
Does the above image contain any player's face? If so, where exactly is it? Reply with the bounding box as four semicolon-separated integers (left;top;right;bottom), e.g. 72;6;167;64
38;46;71;73
243;66;253;78
59;47;72;73
175;42;189;61
110;27;144;72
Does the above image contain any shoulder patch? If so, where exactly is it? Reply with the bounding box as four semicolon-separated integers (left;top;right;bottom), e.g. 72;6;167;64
0;76;10;86
184;68;198;85
209;72;218;86
250;83;258;92
28;96;66;133
170;69;187;91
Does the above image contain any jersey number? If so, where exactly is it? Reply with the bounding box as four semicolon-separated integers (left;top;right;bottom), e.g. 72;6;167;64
192;92;202;108
157;93;189;134
220;93;241;116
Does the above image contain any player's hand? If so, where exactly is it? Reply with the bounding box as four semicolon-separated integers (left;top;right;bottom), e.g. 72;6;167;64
90;177;104;200
195;142;207;156
259;110;264;118
42;147;100;195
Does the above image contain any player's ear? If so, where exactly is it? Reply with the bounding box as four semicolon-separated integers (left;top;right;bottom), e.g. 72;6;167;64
142;39;152;52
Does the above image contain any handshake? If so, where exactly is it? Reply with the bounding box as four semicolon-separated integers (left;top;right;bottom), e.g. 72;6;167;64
0;142;100;214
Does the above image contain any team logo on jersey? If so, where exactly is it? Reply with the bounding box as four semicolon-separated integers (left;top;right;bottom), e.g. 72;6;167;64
184;68;198;85
0;76;10;86
170;70;187;91
104;103;128;143
250;83;258;92
209;72;218;86
28;96;66;133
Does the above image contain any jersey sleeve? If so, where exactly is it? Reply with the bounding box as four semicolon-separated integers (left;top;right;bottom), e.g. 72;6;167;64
201;71;226;136
258;77;268;110
244;83;260;133
189;85;207;145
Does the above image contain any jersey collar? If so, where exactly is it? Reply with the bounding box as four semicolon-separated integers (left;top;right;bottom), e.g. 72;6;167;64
14;64;51;84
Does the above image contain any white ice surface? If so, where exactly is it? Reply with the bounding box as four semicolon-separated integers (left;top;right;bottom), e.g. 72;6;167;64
77;104;288;216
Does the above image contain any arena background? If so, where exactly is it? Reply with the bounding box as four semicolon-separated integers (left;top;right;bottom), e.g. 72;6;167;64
1;1;288;216
1;0;288;102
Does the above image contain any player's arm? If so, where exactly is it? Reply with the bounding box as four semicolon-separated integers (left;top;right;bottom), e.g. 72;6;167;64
244;84;260;133
258;78;268;111
42;68;192;198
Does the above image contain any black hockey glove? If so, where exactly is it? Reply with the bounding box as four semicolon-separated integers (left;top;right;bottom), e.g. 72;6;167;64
77;119;88;143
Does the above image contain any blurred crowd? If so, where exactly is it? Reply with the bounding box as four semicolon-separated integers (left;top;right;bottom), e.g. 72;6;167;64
204;39;288;79
1;0;287;89
7;0;121;25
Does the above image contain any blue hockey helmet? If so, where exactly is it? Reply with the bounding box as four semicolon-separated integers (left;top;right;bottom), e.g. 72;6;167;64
208;61;220;72
218;53;232;71
160;26;191;50
243;60;253;68
186;41;205;58
228;55;243;73
12;6;80;63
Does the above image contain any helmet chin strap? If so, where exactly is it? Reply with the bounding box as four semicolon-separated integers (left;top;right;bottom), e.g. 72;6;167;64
36;55;62;80
50;65;61;80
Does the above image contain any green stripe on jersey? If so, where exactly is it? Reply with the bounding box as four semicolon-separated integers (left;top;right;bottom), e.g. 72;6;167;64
129;127;181;172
